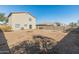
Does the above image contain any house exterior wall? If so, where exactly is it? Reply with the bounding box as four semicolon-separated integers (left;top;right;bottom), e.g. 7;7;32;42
8;13;36;30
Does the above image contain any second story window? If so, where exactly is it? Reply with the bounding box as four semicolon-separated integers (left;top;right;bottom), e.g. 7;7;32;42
15;24;20;28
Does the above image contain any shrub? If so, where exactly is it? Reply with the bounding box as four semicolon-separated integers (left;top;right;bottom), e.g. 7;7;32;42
10;35;57;54
0;25;12;32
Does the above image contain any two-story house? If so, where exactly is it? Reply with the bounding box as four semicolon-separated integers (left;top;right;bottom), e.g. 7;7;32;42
8;12;36;30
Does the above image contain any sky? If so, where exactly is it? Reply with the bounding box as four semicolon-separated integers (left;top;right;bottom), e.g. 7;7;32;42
0;5;79;24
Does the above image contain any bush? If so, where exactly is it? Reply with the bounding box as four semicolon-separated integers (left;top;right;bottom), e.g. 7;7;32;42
0;25;12;32
10;35;57;54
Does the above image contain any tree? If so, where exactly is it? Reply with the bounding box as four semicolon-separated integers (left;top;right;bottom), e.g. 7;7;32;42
0;13;8;23
77;20;79;26
69;22;77;27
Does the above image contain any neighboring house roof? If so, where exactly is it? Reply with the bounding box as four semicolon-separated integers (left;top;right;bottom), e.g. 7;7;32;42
36;24;54;26
8;12;35;18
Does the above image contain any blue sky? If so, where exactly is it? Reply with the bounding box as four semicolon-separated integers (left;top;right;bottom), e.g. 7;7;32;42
0;5;79;24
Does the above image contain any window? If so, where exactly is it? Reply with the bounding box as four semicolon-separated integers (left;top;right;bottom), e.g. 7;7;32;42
29;25;32;29
29;18;32;21
24;24;27;27
15;24;20;28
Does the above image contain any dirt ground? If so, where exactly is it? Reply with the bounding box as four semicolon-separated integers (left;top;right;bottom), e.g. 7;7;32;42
3;29;67;48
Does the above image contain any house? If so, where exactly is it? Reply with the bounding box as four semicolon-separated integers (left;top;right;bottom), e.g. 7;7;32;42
8;12;36;30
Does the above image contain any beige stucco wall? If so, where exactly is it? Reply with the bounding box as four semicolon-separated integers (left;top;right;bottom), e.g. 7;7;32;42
8;13;36;30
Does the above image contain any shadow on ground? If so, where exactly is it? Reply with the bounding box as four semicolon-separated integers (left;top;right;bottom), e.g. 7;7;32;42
0;29;10;54
53;27;79;54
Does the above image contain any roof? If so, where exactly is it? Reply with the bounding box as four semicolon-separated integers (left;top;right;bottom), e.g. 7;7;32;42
8;12;35;18
36;24;54;26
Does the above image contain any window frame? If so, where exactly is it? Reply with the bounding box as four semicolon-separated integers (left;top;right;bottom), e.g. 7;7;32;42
15;24;20;28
